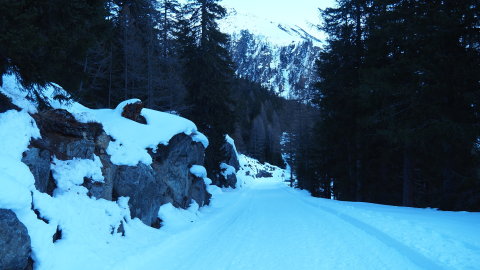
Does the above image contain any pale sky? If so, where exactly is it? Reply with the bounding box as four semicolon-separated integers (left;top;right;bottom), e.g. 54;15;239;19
221;0;336;31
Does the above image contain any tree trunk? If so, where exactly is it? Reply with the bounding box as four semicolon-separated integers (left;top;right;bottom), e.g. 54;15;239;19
200;0;207;48
147;20;153;108
403;145;413;207
108;42;113;108
123;7;129;100
163;0;168;58
442;146;454;208
355;141;362;202
78;56;88;93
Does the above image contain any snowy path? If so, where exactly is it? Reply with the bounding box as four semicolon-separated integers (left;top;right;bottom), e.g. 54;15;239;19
113;180;480;270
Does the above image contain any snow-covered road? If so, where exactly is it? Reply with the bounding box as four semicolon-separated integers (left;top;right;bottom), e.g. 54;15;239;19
115;179;480;270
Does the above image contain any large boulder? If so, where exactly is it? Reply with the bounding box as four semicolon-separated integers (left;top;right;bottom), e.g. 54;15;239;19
190;176;211;207
120;100;146;124
23;109;107;195
113;163;163;226
21;147;51;193
32;109;102;160
212;140;240;188
151;134;209;208
223;172;238;188
109;133;210;226
223;141;240;171
0;209;31;270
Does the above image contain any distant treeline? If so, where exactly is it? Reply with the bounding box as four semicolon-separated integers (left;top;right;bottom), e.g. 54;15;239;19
292;0;480;211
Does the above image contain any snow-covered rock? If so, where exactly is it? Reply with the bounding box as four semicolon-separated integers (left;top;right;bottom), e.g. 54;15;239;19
211;136;242;188
0;74;215;268
150;133;210;208
0;209;31;270
190;165;207;179
224;135;240;171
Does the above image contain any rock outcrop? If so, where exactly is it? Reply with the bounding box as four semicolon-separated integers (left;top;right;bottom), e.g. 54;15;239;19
1;86;221;269
0;209;31;270
222;172;237;189
22;109;103;194
256;170;273;178
113;163;159;225
214;140;241;188
21;106;210;227
152;134;210;208
223;141;240;171
120;100;147;124
22;147;51;193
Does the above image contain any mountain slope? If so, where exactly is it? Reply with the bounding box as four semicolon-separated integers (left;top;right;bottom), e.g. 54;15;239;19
227;30;319;98
219;2;326;99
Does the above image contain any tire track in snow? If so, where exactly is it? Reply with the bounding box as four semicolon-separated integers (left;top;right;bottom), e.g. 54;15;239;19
176;189;258;270
281;186;447;270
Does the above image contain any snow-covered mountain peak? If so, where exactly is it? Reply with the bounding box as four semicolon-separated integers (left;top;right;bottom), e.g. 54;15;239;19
218;0;336;99
219;7;322;47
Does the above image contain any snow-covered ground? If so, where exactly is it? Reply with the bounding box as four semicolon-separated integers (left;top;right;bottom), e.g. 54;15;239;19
114;177;480;270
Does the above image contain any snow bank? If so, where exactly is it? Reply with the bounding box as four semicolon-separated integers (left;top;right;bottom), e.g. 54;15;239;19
0;109;41;160
0;110;40;210
158;202;201;231
51;156;104;196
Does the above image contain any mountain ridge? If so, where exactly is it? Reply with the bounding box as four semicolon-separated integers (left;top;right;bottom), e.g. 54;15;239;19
220;7;321;99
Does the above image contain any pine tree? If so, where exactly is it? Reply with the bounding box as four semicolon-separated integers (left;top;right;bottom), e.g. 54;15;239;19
309;0;371;201
159;0;181;58
179;0;235;186
309;0;480;210
0;0;111;94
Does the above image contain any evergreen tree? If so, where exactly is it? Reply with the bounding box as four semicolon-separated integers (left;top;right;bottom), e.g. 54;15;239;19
307;0;480;210
308;0;371;201
159;0;181;58
0;0;111;94
156;0;188;112
178;0;235;185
